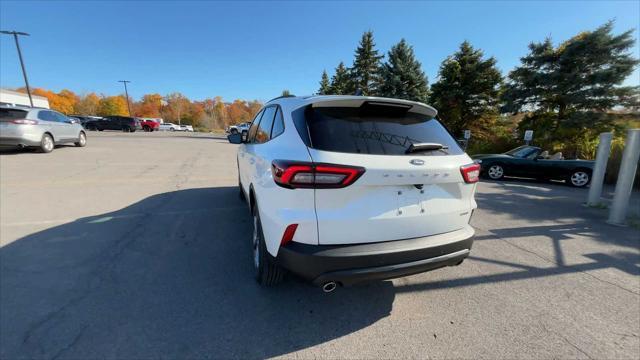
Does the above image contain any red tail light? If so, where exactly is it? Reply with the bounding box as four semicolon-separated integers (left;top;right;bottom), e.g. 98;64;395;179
11;119;38;125
460;163;481;183
272;160;365;189
281;224;298;246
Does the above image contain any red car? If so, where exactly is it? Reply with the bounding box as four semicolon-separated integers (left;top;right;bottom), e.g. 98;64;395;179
139;119;160;132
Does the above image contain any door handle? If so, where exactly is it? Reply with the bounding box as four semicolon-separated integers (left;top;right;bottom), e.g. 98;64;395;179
249;158;255;165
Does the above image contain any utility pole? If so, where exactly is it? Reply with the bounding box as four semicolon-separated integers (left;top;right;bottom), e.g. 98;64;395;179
1;30;33;107
118;80;132;116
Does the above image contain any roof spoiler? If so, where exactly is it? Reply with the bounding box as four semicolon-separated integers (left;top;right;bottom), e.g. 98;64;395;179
309;96;437;117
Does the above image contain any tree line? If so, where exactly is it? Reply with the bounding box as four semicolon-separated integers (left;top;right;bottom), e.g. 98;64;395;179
317;22;639;158
15;88;262;130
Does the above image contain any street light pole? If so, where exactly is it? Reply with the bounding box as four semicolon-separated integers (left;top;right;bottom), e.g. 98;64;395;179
1;30;33;107
118;80;132;116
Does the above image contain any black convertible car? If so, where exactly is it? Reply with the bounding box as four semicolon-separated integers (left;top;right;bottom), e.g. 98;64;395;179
471;146;595;187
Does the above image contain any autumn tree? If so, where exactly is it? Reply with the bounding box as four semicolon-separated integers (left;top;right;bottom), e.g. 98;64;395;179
163;93;191;125
350;31;384;95
24;88;77;114
213;97;229;127
98;95;129;116
329;62;351;95
134;93;163;118
318;70;331;95
74;93;100;115
430;41;503;136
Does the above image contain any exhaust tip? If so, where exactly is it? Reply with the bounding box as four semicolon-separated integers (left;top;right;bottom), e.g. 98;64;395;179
321;281;337;293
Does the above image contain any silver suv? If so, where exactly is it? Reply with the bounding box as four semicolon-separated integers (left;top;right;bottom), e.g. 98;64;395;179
0;106;87;153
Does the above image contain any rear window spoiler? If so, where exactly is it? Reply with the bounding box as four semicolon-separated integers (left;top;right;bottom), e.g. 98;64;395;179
310;97;437;118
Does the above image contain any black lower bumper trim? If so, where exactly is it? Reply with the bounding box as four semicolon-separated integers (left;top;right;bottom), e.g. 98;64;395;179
276;228;474;286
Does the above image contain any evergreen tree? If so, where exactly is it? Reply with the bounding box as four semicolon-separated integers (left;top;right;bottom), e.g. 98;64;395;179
329;62;351;95
378;39;429;103
430;41;503;136
318;70;331;95
350;31;384;95
502;21;639;143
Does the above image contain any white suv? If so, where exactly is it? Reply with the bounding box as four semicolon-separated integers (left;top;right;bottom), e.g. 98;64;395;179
228;96;479;291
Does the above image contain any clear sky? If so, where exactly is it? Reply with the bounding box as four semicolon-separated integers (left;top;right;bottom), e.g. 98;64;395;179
1;0;638;102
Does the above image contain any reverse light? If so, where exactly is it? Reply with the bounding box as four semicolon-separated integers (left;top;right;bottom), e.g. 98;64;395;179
272;160;365;189
11;119;38;125
460;163;481;183
281;224;299;246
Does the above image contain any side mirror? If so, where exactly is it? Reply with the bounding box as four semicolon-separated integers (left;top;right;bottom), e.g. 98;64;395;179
227;133;243;144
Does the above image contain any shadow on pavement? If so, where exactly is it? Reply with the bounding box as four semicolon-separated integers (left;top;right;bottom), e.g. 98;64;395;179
0;187;393;359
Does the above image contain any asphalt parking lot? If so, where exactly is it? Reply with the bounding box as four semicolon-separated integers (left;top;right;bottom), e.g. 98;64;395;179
1;131;639;359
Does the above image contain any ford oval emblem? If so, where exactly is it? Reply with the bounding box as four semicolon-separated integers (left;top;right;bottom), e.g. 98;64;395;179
410;159;425;166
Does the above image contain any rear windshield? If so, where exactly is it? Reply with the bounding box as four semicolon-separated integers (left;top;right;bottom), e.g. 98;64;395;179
303;104;463;156
0;108;27;121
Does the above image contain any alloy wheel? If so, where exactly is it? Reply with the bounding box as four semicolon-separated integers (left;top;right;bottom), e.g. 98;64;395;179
43;135;54;152
570;171;589;187
488;165;504;179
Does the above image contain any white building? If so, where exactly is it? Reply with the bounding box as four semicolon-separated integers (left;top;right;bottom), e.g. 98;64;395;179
0;89;50;108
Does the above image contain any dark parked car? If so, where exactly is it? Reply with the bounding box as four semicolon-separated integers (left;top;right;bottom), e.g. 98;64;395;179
472;145;595;187
84;116;142;132
69;115;103;128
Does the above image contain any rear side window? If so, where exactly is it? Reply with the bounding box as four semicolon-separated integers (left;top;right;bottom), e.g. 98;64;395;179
254;106;276;144
0;109;27;121
305;104;463;156
271;107;285;139
37;111;55;122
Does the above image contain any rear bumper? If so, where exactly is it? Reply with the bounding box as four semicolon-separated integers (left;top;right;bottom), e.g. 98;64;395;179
276;226;474;286
0;136;41;147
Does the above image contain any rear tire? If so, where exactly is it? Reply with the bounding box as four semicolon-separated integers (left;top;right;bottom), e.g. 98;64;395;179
39;133;54;153
143;125;151;132
252;204;284;286
75;132;87;147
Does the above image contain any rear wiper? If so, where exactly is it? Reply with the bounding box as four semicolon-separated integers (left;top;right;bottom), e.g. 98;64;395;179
405;142;449;154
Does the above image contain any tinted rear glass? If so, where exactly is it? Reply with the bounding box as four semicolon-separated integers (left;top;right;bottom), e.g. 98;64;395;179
0;108;27;121
305;104;463;156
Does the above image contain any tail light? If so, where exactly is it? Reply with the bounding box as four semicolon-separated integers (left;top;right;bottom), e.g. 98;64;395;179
280;224;298;246
11;119;38;125
272;160;365;189
460;163;481;184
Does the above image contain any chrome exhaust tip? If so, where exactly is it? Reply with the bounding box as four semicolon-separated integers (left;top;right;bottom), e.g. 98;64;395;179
321;281;337;293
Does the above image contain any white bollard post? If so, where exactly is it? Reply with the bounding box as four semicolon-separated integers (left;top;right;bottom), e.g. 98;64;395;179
587;132;612;206
608;129;640;225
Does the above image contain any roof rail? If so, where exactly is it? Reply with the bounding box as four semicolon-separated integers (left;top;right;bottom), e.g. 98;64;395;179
267;94;296;103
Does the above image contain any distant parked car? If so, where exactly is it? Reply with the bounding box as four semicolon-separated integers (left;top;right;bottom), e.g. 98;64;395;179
227;122;250;135
472;145;595;187
139;118;160;132
84;116;142;132
180;125;194;132
69;115;102;128
158;123;181;131
0;106;87;153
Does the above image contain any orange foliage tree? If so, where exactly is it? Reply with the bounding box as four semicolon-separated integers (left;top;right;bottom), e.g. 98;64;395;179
74;93;100;115
14;87;264;130
97;95;129;116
